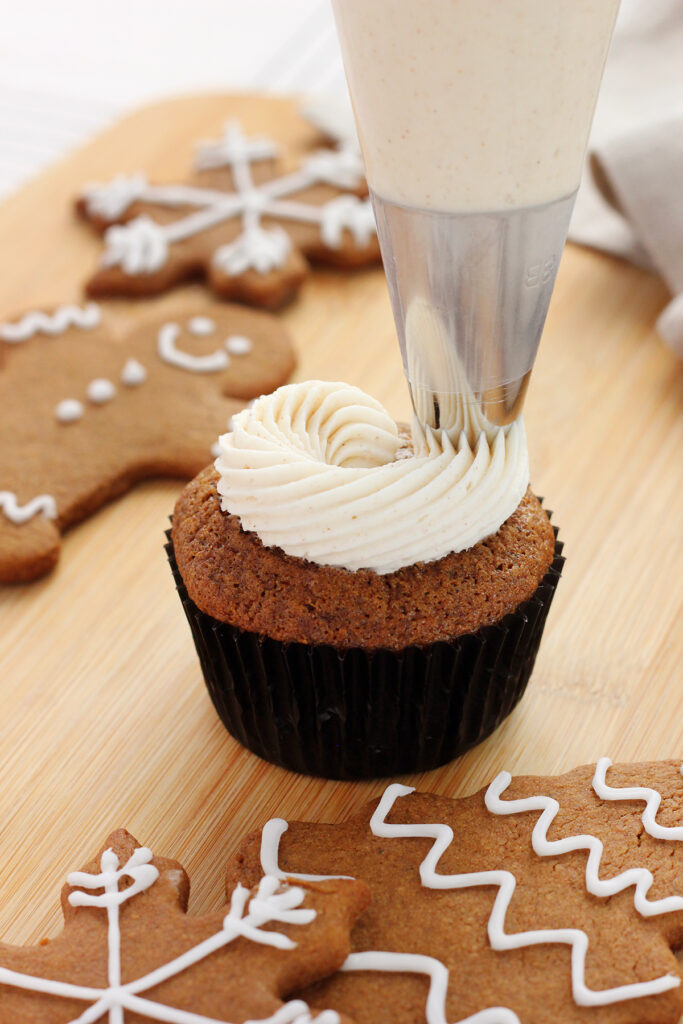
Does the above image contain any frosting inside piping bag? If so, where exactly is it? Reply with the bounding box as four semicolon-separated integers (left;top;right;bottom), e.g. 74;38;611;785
214;380;529;574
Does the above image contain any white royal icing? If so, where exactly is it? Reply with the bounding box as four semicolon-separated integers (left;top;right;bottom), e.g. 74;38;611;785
342;953;519;1024
592;757;683;840
87;378;116;405
157;321;229;374
261;819;354;883
102;215;169;275
55;398;84;424
188;316;216;336
369;783;681;1009
85;120;374;278
213;225;292;277
0;303;101;343
0;492;57;525
121;358;147;387
196;124;279;171
260;766;683;1021
486;762;683;917
84;174;229;220
320;195;377;248
260;813;516;1024
83;173;150;220
215;381;529;574
0;847;339;1024
300;148;365;190
225;334;253;356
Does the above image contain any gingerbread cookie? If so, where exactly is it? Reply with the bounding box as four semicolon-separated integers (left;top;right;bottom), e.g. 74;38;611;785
228;759;683;1024
77;119;380;309
0;301;295;582
0;827;369;1023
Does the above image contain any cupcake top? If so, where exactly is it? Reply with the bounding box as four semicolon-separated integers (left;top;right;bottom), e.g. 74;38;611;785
214;380;529;574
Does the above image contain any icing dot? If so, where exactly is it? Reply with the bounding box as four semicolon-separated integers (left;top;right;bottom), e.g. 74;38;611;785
56;399;84;423
121;358;147;386
87;378;116;404
225;335;253;356
188;316;216;336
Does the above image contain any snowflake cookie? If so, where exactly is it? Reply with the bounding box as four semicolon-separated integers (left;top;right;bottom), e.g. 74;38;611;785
0;827;368;1023
77;118;381;309
0;301;295;582
228;758;683;1024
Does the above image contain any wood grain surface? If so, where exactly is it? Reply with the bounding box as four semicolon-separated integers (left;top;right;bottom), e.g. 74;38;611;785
0;93;681;948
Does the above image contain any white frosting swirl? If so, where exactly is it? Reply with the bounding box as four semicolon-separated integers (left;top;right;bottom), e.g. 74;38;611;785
215;381;529;574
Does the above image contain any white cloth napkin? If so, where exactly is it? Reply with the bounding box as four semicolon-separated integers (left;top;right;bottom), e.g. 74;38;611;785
569;0;683;356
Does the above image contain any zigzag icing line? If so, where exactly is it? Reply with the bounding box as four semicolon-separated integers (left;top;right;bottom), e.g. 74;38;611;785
370;784;680;1008
0;492;57;524
259;780;682;1020
485;768;683;916
260;820;519;1024
0;303;101;342
592;757;683;840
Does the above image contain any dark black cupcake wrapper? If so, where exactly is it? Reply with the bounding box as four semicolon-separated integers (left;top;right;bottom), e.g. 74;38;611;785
166;514;564;780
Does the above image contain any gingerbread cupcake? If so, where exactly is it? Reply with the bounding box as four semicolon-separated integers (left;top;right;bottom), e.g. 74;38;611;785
168;381;563;778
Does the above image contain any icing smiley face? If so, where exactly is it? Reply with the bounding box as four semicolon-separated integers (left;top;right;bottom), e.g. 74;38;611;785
0;302;295;582
53;314;256;427
156;316;254;374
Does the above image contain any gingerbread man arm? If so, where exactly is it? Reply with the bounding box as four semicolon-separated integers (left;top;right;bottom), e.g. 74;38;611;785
0;513;61;583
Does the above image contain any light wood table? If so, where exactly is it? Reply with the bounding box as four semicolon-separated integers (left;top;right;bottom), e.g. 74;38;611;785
0;94;681;946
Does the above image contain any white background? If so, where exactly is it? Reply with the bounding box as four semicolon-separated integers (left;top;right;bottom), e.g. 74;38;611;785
0;0;347;198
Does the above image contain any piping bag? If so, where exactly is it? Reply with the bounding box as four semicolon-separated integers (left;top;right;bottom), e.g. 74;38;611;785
331;0;620;444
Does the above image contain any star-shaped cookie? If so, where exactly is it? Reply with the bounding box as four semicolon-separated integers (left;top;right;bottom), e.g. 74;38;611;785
0;827;369;1023
0;301;295;582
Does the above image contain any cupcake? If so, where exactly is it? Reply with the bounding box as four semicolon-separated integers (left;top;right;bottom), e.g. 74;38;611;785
168;380;563;779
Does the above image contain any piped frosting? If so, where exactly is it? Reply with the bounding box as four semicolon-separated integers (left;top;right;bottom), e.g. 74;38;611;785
214;381;529;574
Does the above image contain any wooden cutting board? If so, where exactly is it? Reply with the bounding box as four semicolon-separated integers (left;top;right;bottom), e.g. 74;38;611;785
0;93;681;946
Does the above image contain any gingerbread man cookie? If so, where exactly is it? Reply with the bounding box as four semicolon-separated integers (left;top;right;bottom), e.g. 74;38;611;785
77;119;381;309
0;827;368;1023
0;301;295;582
228;758;683;1024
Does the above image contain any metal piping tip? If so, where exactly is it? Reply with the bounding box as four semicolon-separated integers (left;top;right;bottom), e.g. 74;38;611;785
373;189;577;446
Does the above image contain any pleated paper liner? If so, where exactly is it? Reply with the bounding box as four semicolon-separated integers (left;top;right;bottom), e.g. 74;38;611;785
166;517;564;780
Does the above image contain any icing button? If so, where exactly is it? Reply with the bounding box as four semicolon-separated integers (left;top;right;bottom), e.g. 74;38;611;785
188;316;216;336
225;335;253;356
55;399;84;424
121;358;147;387
87;378;116;404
